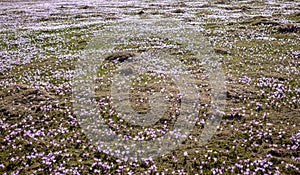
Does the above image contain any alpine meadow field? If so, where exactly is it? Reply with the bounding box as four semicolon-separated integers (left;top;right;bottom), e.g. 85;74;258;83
0;0;299;174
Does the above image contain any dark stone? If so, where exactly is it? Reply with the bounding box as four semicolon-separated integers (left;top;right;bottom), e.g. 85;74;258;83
277;24;298;33
172;9;185;13
105;51;137;62
137;10;145;15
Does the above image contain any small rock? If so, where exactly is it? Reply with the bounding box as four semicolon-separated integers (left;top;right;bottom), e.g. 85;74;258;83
137;10;145;15
172;9;185;14
278;77;285;81
105;51;137;62
277;24;298;33
79;5;93;9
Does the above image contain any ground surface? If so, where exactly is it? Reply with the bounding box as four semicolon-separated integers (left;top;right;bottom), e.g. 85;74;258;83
0;0;299;174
